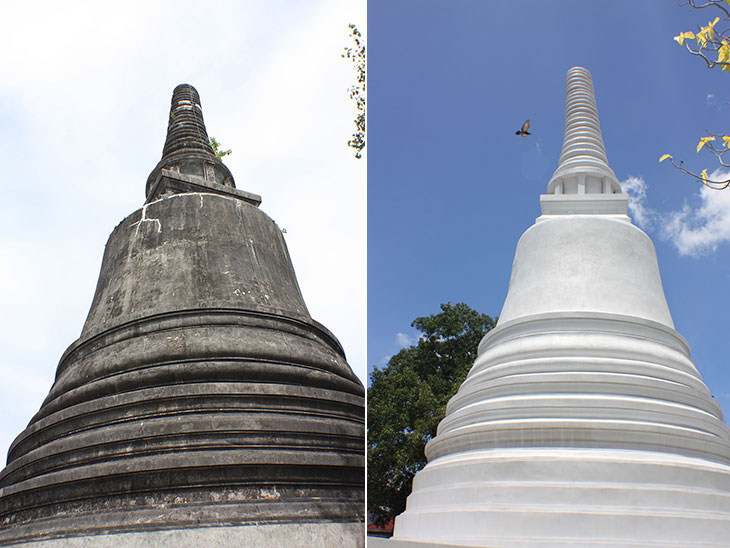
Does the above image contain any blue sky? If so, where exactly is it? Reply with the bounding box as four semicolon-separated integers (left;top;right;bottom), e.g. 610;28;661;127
0;0;365;463
368;1;730;420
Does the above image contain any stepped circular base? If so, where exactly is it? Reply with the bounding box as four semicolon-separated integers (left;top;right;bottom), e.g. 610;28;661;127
395;312;730;546
0;192;365;542
393;448;730;548
6;521;364;548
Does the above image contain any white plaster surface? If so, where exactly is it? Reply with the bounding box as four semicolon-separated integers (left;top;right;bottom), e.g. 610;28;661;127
393;308;730;547
7;522;364;548
369;538;485;548
393;285;730;546
393;449;730;547
498;214;674;328
539;193;627;215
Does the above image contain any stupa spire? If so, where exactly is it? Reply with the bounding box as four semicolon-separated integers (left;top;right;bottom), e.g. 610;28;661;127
162;84;215;159
144;84;257;205
547;67;620;195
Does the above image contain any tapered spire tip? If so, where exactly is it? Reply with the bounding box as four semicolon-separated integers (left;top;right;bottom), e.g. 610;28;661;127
145;84;239;202
547;67;620;195
162;84;214;158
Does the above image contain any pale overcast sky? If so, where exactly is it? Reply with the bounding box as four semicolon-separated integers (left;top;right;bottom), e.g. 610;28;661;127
0;0;366;463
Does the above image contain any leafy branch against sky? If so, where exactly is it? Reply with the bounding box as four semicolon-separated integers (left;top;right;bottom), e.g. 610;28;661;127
209;137;231;160
661;0;730;189
343;23;365;159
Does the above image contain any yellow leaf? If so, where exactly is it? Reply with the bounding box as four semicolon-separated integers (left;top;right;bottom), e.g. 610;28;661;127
697;136;716;153
724;136;730;148
697;28;708;48
674;31;695;46
659;154;672;163
718;44;730;64
708;17;720;41
701;168;709;182
719;41;730;67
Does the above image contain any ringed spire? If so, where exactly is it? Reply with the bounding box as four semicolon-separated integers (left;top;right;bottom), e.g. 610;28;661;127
145;84;240;202
547;67;620;195
162;84;215;158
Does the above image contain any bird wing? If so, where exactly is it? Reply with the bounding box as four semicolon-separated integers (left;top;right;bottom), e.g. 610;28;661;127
522;119;530;132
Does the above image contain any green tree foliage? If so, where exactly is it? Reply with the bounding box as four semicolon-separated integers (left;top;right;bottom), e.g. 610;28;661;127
367;303;497;526
343;24;365;159
661;0;730;189
209;137;232;160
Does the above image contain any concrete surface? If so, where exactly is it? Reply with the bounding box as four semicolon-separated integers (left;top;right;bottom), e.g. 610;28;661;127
8;522;365;547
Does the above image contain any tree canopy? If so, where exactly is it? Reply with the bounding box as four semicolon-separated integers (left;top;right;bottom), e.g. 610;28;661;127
661;0;730;189
367;302;496;526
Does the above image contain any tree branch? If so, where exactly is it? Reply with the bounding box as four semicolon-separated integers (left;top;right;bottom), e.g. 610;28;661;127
686;0;730;20
666;158;730;189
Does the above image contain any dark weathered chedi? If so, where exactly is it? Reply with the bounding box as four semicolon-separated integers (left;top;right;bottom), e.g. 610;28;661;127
0;85;364;544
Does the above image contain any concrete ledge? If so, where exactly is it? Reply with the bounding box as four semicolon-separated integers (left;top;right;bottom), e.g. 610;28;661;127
539;193;628;216
147;172;262;206
7;522;364;548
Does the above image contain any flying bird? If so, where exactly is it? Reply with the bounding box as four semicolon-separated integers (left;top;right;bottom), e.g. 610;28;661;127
515;119;531;137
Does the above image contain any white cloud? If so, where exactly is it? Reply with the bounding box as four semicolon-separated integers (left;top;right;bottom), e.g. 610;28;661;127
662;169;730;256
705;93;726;111
395;332;416;348
620;173;730;257
621;175;655;230
371;332;419;370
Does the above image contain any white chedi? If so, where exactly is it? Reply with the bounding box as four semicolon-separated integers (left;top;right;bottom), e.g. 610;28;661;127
390;67;730;548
